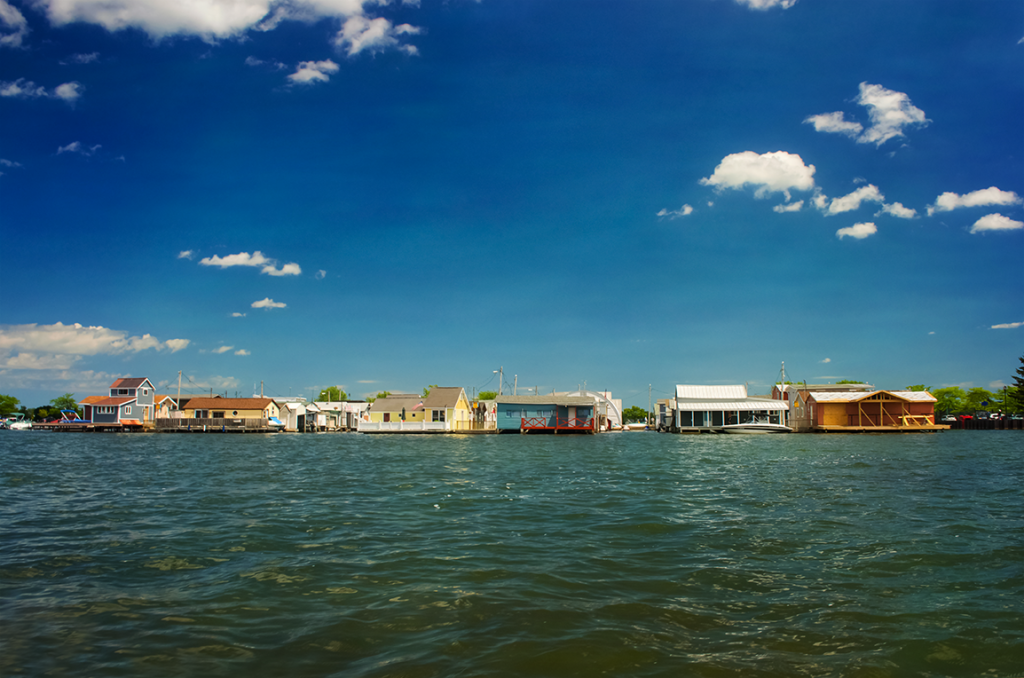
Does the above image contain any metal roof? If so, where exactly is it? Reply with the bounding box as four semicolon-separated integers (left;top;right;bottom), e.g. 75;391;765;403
674;400;789;412
496;395;597;406
675;385;748;400
809;390;937;403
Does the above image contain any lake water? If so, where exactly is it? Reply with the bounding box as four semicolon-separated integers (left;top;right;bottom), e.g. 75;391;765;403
1;431;1022;677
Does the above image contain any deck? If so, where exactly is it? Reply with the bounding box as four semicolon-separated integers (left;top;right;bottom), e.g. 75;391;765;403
520;417;596;434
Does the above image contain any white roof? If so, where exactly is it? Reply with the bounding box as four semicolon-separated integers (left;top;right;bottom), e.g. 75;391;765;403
809;390;937;403
676;384;747;400
674;399;789;412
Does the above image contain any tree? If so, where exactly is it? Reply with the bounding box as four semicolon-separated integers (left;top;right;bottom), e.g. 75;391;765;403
0;394;19;417
964;387;995;413
366;390;391;404
932;387;966;415
50;393;81;417
477;391;498;401
422;384;438;398
906;385;930;392
317;386;348;402
1010;354;1024;413
623;405;649;423
836;379;866;384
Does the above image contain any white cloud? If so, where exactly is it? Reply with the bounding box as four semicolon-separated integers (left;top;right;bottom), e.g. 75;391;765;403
773;200;803;213
991;321;1023;329
334;15;421;56
54;81;83;101
29;1;423;56
1;78;83;101
826;184;884;215
231;312;247;317
656;204;693;219
0;158;21;167
315;269;327;280
734;0;797;9
876;202;917;219
928;187;1022;215
836;222;877;240
970;214;1024;234
820;358;831;364
856;83;929;146
235;349;251;356
0;0;29;47
288;59;340;85
199;250;301;276
64;52;99;64
262;262;302;276
0;322;189;373
213;345;234;354
806;83;928;147
177;250;194;260
252;297;286;309
57;141;101;155
1;78;48;98
803;111;862;138
700;151;816;201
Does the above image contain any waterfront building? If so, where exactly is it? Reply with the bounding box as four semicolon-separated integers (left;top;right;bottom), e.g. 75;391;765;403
422;387;473;431
494;395;600;434
79;377;157;426
670;384;790;433
805;390;947;432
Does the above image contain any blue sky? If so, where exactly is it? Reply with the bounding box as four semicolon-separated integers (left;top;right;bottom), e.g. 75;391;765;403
1;0;1022;408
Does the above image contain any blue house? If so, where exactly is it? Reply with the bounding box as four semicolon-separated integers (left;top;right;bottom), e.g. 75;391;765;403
494;395;599;434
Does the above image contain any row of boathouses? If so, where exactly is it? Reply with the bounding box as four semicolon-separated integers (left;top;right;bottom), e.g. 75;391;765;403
53;376;947;434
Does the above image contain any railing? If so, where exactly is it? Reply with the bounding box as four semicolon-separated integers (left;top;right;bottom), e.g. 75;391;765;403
357;420;447;433
521;417;594;430
156;418;270;431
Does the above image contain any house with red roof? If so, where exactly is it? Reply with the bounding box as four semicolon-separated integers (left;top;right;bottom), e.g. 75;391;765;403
79;377;156;426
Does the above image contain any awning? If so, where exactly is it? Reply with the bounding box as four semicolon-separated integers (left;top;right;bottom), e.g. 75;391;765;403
269;417;285;426
120;419;142;426
674;400;789;412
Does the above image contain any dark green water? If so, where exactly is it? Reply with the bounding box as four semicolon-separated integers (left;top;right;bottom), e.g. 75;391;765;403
1;431;1022;677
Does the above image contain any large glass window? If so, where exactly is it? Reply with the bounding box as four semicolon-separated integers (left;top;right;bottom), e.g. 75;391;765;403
678;411;693;427
711;411;724;427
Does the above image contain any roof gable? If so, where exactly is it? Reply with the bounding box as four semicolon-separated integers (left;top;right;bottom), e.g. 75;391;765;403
423;387;466;408
186;397;276;410
111;377;152;389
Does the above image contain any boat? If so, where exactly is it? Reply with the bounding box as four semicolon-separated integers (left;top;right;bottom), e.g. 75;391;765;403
720;415;791;434
5;413;33;430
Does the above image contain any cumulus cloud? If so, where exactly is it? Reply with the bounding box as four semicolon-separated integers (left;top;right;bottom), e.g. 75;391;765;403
820;358;831;364
252;297;286;309
199;250;301;276
213;345;234;354
288;59;339;85
63;52;99;64
0;0;29;47
0;322;189;373
178;250;194;260
928;187;1022;215
991;321;1023;329
700;151;816;201
969;214;1023;234
28;0;423;56
836;222;877;240
806;83;928;147
231;312;246;317
735;0;797;8
876;202;917;219
656;204;693;219
315;269;327;280
826;184;884;215
54;81;83;101
235;349;251;356
771;201;802;213
335;15;421;56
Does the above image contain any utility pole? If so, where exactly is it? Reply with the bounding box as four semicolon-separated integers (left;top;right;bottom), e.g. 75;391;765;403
494;367;503;396
514;375;518;396
176;371;182;411
648;384;652;425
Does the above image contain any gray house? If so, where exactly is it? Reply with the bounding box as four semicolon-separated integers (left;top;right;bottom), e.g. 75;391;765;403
80;377;156;425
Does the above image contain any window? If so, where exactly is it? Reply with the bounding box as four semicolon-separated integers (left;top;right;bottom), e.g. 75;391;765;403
118;389;128;395
143;388;149;396
125;406;132;415
432;410;446;422
232;411;238;416
213;411;225;418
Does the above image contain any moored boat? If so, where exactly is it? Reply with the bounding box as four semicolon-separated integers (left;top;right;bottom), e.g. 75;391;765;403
720;416;791;434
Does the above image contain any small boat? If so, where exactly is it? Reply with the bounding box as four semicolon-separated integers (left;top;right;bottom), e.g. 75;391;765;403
5;413;33;430
720;416;791;434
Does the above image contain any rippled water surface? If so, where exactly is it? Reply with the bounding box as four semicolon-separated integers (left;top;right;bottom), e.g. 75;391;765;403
2;431;1022;677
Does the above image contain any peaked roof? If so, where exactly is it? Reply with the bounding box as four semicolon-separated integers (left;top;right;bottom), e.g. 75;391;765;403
808;390;937;403
82;396;135;407
185;397;277;409
423;387;466;408
369;394;423;412
111;377;151;388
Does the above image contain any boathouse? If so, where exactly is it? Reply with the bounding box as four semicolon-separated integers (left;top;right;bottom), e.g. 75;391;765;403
79;377;157;426
671;384;789;433
494;395;599;434
805;390;947;432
